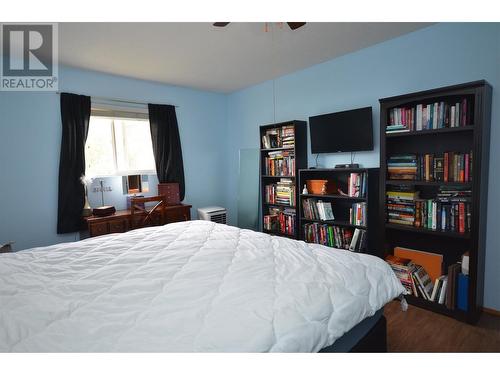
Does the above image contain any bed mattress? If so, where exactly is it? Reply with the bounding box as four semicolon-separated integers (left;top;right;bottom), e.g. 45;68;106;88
0;220;404;352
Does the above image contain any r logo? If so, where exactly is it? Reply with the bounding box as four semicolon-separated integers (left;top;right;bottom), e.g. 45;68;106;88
2;24;53;76
1;23;58;90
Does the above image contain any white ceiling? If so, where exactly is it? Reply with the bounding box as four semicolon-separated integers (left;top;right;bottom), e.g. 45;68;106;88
59;22;433;93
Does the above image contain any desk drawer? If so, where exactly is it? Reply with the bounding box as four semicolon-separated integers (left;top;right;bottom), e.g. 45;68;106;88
89;222;108;237
166;206;191;223
109;219;128;233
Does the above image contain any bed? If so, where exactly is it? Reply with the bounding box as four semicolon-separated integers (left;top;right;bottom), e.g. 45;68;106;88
0;220;404;352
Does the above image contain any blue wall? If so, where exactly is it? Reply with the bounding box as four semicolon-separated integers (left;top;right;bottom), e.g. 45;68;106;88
0;23;498;310
225;23;500;310
0;66;227;250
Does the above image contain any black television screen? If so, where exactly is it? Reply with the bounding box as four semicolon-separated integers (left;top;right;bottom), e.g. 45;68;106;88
309;107;373;154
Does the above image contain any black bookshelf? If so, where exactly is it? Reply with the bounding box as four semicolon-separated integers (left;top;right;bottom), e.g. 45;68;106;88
379;80;492;324
259;120;307;239
298;168;380;257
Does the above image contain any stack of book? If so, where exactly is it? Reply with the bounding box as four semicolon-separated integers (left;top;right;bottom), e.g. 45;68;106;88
263;207;296;236
350;202;367;226
261;125;295;149
303;223;366;251
275;178;296;206
415;186;472;233
281;125;295;148
264;150;295;176
347;172;367;197
265;179;296;206
386;98;472;133
387;154;418;180
386;186;418;226
302;199;335;221
386;255;442;301
385;255;416;294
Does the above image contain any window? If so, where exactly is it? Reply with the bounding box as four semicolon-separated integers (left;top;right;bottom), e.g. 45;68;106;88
85;115;156;177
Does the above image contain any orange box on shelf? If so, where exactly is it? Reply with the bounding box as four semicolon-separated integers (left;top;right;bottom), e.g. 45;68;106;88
306;180;337;195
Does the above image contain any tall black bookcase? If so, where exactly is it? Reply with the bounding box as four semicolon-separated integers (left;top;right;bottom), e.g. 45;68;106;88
379;80;492;323
298;168;381;257
260;120;307;239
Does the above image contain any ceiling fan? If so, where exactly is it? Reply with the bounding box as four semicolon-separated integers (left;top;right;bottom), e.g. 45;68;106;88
213;22;306;30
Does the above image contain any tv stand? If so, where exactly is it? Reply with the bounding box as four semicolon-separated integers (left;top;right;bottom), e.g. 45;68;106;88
335;163;360;169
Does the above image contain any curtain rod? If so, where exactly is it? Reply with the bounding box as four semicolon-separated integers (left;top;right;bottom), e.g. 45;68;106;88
55;91;179;108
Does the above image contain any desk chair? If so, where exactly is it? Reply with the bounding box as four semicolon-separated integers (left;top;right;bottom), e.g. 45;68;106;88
130;195;167;229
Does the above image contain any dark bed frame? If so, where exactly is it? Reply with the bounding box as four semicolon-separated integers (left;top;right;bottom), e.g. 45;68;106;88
319;315;387;353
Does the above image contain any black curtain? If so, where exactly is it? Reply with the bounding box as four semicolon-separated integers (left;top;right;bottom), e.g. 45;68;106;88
148;104;185;200
57;93;91;234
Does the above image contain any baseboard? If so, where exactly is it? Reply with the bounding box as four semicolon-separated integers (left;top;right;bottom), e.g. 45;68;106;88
483;307;500;317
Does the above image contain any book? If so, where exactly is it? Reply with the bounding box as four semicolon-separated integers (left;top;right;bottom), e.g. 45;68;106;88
350;202;367;226
302;199;334;221
430;277;441;302
384;102;469;133
265;178;296;206
432;276;446;302
446;263;461;310
264;150;295;176
349;228;364;252
457;273;469;311
261;125;295;149
414;265;434;300
321;202;335;220
398;186;472;234
388;151;472;182
264;206;296;236
303;222;359;250
438;276;448;304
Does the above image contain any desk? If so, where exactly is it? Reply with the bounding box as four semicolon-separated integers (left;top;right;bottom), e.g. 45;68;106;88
84;203;192;238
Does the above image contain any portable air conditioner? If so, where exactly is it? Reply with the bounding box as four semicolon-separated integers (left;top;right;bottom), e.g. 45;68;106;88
197;206;227;224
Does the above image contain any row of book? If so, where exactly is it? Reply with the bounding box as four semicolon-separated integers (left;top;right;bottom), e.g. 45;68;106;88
263;207;296;236
303;223;366;251
350;202;367;227
387;152;473;182
263;150;295;176
302;199;335;221
346;172;367;198
386;250;468;310
414;188;472;232
386;98;472;133
265;178;296;207
261;125;295;149
387;186;472;233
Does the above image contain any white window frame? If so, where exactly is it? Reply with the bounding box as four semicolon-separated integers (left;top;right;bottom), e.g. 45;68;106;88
86;107;156;177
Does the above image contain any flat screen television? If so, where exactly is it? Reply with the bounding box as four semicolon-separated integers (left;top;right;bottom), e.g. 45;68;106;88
309;106;373;154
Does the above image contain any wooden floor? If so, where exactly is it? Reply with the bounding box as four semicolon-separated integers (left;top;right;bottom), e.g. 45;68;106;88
384;301;500;352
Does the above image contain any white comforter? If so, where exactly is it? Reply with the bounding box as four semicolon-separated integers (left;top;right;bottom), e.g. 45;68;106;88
0;220;404;352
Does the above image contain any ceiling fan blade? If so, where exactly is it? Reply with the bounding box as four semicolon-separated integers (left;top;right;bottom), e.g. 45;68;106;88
287;22;306;30
213;22;230;27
